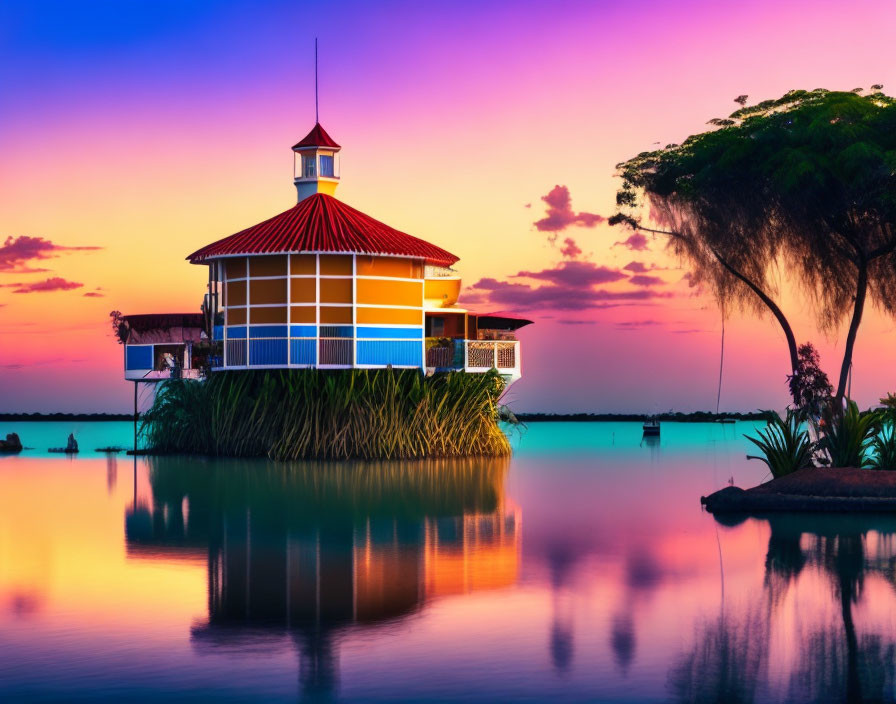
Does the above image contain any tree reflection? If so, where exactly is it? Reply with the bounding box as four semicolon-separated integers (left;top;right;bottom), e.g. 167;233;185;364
125;456;519;701
671;514;896;704
668;605;766;704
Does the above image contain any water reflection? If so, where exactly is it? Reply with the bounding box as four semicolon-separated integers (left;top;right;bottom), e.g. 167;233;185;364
125;456;519;700
674;514;896;703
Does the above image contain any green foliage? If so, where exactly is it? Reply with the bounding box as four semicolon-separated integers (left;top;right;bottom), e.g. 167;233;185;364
869;420;896;470
787;343;833;419
613;88;896;404
109;310;128;344
745;410;814;479
140;369;511;460
615;89;896;327
879;392;896;413
819;400;879;468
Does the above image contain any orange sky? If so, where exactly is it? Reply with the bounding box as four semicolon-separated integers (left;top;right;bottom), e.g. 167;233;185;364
2;0;895;412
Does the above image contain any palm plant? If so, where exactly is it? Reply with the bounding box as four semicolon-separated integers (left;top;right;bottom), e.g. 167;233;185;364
869;420;896;470
818;400;878;468
745;410;814;479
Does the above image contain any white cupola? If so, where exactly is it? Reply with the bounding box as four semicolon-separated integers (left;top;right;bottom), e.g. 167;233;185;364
292;123;341;202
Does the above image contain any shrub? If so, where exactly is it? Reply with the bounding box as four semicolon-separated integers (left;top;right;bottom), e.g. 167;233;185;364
870;420;896;470
745;410;814;479
818;400;878;468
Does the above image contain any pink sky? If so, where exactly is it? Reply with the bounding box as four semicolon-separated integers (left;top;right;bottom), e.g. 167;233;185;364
1;0;894;412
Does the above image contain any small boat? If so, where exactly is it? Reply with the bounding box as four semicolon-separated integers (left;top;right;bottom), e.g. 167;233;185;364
642;418;660;436
716;418;737;424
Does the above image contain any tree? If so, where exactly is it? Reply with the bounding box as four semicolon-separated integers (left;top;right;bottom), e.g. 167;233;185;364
612;88;896;409
788;343;833;420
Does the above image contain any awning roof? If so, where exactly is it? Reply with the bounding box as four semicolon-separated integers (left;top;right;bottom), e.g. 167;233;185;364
120;313;204;345
473;312;534;331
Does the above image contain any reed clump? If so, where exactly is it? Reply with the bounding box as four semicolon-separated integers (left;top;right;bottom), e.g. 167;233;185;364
141;368;511;460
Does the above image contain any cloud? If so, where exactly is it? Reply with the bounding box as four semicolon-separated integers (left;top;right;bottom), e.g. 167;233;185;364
560;237;582;259
614;320;662;330
515;261;628;288
534;185;605;233
614;233;649;251
1;277;84;293
629;274;664;287
557;319;596;325
458;288;488;305
671;328;705;334
0;357;86;370
623;261;649;273
468;277;672;311
82;291;104;298
0;236;101;273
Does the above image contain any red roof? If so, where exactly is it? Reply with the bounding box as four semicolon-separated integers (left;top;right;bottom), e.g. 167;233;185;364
187;193;459;267
292;123;341;150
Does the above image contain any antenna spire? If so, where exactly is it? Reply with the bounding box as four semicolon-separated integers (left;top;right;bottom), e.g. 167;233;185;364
314;37;319;124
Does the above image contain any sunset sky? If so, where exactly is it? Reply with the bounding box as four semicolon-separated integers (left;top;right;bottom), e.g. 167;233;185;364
2;0;895;413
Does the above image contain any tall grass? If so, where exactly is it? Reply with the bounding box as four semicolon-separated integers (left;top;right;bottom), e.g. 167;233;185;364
141;369;511;460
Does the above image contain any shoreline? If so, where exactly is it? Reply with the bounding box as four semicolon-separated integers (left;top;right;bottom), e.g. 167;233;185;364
702;467;896;514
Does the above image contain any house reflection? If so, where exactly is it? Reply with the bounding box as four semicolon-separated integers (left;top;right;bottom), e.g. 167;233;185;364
125;456;520;699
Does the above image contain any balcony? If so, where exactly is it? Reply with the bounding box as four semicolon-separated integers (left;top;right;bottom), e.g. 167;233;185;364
125;368;202;382
425;339;521;382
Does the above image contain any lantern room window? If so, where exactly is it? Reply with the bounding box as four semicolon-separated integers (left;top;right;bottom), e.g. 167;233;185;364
302;154;316;178
320;154;335;178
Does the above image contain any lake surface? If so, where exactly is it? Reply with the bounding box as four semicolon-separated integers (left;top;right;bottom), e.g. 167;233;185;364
2;421;895;702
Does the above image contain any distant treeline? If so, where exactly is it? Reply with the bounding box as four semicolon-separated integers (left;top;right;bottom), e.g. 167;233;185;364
0;413;135;421
516;411;774;423
1;410;774;424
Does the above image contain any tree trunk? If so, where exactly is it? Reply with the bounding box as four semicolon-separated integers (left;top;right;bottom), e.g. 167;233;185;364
634;225;801;377
834;260;868;408
708;247;800;375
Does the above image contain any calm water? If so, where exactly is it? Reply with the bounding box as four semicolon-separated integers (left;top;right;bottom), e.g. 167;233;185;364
2;421;895;702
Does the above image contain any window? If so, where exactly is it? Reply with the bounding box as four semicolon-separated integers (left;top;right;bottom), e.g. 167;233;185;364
320;154;335;178
430;317;445;337
302;154;316;178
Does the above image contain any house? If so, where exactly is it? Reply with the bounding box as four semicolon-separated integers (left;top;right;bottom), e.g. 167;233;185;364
121;123;530;385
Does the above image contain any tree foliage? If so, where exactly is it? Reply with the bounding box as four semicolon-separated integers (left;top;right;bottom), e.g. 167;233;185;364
613;88;896;406
788;343;833;419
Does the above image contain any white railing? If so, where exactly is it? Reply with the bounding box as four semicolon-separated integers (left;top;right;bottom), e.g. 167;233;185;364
464;341;519;372
424;265;457;278
425;339;520;375
124;368;202;381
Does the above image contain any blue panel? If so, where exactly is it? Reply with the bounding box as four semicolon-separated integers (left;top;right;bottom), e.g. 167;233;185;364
290;339;316;365
126;345;153;370
213;325;224;341
356;340;422;367
249;325;288;339
227;325;247;339
249;339;288;366
320;325;354;339
226;339;247;366
290;325;317;338
356;326;423;340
